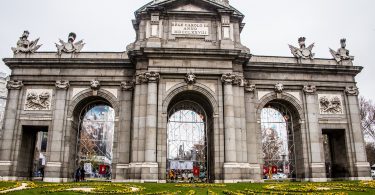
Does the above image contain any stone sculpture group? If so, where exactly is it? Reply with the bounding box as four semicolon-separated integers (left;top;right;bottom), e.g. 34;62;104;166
11;31;354;64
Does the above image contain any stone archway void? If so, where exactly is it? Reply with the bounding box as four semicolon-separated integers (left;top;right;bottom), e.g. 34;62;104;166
260;100;303;180
166;91;215;182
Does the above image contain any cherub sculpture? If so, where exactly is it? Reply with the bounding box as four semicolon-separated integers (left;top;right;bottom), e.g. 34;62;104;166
329;38;354;63
56;32;85;55
289;37;315;61
11;31;42;54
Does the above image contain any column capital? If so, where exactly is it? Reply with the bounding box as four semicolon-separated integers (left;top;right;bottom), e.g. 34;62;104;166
345;86;359;96
121;80;135;91
303;84;317;95
245;82;256;93
6;80;23;90
55;80;70;90
145;71;160;83
135;73;147;85
221;73;236;85
233;75;245;87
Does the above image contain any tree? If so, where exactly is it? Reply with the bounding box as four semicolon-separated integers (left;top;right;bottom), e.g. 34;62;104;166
262;127;283;165
359;96;375;166
359;96;375;142
365;143;375;166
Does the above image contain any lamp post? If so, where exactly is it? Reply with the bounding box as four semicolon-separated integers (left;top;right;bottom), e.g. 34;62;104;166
281;154;286;173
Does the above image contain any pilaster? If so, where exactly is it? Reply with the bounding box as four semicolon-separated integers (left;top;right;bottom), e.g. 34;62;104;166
113;80;134;181
43;81;69;182
303;85;327;181
0;80;23;178
345;86;371;178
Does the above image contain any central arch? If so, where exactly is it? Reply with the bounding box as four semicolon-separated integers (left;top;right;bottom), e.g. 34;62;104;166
164;89;216;182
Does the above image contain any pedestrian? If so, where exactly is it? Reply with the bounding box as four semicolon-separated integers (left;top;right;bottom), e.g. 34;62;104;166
75;167;81;182
80;167;86;181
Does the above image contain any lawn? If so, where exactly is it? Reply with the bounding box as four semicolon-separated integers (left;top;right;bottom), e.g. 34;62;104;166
1;180;375;194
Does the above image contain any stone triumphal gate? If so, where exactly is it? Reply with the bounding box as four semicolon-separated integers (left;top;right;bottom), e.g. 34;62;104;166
0;0;371;182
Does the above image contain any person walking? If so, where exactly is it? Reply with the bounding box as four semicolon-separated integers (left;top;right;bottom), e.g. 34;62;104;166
75;167;81;182
80;167;86;181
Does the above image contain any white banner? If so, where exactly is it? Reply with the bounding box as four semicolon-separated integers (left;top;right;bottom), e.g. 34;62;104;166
170;161;194;170
84;163;92;174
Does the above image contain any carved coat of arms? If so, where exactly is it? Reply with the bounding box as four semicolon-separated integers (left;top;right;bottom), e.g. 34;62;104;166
25;89;52;111
319;95;343;114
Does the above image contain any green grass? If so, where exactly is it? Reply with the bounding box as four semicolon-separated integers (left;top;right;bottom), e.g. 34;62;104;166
2;180;375;195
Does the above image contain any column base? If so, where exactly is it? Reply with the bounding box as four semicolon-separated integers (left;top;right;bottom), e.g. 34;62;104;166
44;162;63;181
0;176;21;181
310;162;327;179
223;163;262;183
43;177;70;182
354;162;371;177
128;162;159;182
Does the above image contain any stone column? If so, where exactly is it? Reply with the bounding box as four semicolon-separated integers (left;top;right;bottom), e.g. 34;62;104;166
142;71;160;181
44;81;70;182
345;86;371;179
303;85;327;181
221;73;238;182
130;73;146;180
113;81;134;181
0;81;23;179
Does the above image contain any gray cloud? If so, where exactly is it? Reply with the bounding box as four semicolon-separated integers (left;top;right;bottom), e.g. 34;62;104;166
1;0;374;99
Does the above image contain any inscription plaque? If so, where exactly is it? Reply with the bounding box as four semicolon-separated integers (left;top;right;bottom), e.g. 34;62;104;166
171;22;209;36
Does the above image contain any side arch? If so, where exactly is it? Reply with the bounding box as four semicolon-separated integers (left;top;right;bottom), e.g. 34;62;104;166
68;89;120;118
256;92;308;179
256;92;304;118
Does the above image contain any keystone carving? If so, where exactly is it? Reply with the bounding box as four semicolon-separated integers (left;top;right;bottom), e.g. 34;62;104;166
185;73;196;85
330;39;354;63
6;80;23;90
121;81;135;91
55;80;70;90
56;32;85;55
90;80;100;90
345;86;359;96
303;85;317;94
221;73;236;85
289;37;315;61
145;72;160;83
274;83;284;93
11;31;42;54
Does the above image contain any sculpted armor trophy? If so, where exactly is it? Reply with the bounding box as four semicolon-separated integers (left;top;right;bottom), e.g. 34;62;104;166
330;38;354;63
56;32;85;55
289;37;315;62
11;31;42;54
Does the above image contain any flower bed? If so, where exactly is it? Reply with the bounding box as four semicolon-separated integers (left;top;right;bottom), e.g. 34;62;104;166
0;181;22;192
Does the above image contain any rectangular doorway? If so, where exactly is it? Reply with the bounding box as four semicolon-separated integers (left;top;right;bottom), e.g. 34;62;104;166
17;126;48;180
322;129;349;178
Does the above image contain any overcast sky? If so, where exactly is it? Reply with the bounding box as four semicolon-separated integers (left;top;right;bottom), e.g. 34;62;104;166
0;0;374;99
